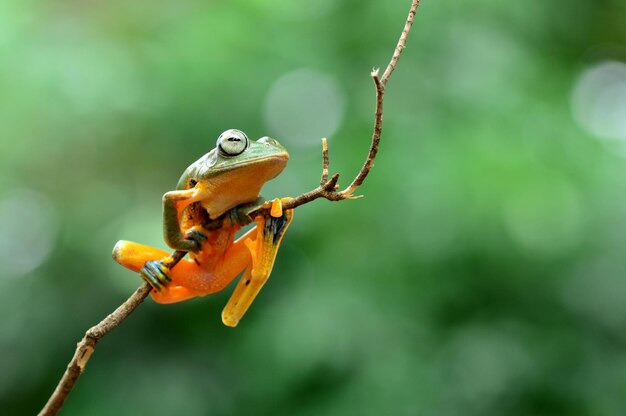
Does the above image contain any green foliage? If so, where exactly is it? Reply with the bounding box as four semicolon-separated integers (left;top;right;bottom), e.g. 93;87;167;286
1;1;626;415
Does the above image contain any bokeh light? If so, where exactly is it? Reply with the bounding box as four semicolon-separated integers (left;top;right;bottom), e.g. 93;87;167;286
263;69;345;148
571;61;626;143
0;189;58;278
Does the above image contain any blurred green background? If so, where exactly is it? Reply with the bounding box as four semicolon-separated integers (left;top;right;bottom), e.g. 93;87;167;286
2;0;626;415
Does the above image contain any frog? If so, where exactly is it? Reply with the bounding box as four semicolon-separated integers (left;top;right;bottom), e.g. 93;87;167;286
112;129;293;327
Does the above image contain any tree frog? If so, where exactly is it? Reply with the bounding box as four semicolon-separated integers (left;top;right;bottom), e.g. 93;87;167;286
112;129;293;327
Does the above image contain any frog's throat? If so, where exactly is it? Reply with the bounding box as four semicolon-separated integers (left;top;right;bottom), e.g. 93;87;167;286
199;157;288;219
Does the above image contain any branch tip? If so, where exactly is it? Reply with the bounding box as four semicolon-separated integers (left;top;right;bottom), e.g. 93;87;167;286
327;173;340;188
320;138;330;185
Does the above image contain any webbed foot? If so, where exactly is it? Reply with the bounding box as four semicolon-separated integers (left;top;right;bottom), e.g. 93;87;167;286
222;206;294;327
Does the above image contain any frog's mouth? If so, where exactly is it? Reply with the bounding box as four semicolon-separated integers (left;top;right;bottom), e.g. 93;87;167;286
217;152;289;172
201;154;289;219
208;148;289;172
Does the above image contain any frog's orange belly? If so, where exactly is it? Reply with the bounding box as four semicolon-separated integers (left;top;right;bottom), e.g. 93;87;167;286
166;260;232;296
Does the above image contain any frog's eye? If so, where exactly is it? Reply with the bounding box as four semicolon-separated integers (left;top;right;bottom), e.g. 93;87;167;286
217;129;249;156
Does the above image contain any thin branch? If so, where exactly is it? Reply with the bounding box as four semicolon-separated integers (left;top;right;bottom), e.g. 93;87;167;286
40;1;421;414
342;69;385;197
39;283;152;416
381;0;419;85
252;0;420;211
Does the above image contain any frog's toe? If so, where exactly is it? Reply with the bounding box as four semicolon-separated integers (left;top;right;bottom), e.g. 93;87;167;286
140;260;171;291
184;230;208;252
226;197;265;226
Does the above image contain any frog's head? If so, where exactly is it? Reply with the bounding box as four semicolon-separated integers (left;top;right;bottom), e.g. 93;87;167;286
210;129;289;174
181;129;289;218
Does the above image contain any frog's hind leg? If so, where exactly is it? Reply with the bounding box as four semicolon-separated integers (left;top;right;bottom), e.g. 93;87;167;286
112;240;197;303
222;208;294;327
112;240;170;273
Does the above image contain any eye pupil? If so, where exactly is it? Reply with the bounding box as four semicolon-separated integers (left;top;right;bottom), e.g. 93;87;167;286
228;137;240;142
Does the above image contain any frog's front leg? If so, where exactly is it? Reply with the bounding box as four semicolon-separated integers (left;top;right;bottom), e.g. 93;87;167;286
222;200;294;327
162;185;212;252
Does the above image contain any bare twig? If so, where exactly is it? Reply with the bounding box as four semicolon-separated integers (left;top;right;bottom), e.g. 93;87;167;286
381;0;419;85
253;0;421;212
40;1;420;414
38;283;152;416
320;138;330;185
